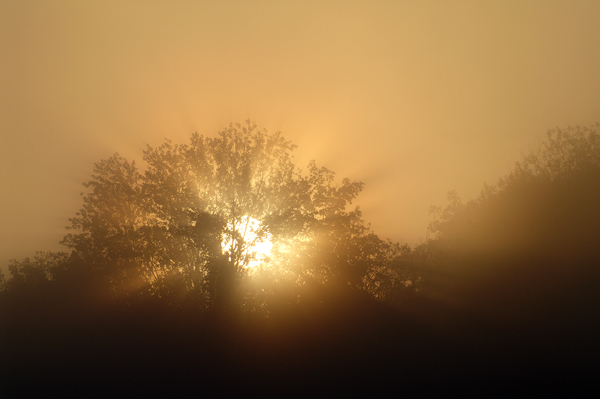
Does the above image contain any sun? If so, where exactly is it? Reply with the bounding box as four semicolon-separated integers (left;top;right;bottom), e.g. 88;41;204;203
221;215;273;268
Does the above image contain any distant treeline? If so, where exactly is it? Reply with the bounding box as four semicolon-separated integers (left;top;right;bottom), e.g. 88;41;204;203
1;123;599;397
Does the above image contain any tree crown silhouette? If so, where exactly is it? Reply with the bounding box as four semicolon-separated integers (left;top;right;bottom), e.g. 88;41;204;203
47;121;409;310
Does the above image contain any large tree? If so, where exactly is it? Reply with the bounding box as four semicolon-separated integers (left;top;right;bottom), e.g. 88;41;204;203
58;121;405;311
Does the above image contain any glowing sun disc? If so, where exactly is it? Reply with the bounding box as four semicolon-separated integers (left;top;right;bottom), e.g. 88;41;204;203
221;216;272;268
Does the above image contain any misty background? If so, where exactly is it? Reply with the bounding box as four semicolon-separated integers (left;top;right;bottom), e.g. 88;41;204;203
1;0;600;266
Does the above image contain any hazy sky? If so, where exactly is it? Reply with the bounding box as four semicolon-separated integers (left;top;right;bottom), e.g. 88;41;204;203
1;0;599;266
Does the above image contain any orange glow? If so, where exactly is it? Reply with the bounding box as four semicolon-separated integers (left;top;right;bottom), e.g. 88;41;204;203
222;216;273;268
2;1;600;267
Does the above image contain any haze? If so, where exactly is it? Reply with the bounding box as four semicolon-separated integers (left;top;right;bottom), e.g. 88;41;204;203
1;0;599;265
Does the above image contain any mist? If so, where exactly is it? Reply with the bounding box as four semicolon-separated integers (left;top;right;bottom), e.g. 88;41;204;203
2;1;600;264
1;1;600;397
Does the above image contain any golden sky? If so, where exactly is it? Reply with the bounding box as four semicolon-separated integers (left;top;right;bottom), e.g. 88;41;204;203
1;0;599;264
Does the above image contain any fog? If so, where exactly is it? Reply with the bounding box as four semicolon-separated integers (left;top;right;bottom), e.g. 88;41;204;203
2;1;599;265
1;3;600;396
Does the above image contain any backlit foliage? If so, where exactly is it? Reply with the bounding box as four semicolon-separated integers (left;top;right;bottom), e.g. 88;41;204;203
55;121;410;310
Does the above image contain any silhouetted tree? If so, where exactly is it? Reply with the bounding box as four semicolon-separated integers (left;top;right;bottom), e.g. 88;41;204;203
52;121;403;312
424;124;600;339
59;154;147;302
4;252;69;293
429;123;600;257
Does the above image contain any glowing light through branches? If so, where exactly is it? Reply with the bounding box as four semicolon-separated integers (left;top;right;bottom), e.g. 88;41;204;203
221;215;273;268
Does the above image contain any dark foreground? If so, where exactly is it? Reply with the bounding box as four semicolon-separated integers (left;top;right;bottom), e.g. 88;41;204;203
2;286;598;399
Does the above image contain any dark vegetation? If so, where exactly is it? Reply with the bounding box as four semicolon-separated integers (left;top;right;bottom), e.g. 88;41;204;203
2;122;599;397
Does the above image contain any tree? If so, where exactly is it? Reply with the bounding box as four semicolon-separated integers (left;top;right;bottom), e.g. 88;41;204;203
4;252;70;293
60;154;148;300
57;121;401;311
506;123;600;183
423;123;600;333
428;123;600;257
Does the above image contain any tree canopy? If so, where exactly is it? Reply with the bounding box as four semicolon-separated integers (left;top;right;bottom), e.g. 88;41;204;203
8;121;414;313
422;124;600;336
428;123;600;257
